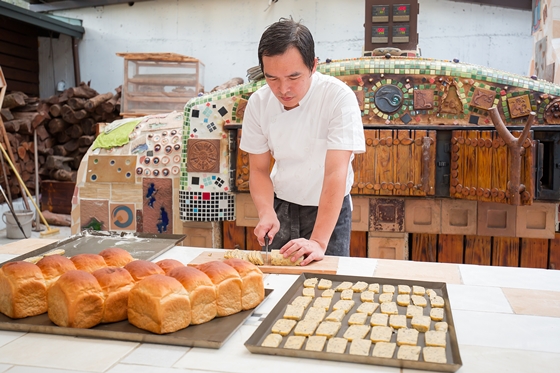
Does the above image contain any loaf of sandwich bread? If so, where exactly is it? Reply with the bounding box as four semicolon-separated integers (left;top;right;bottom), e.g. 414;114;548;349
155;259;184;275
124;260;165;282
196;261;243;317
0;261;47;319
92;267;135;323
36;255;76;289
98;247;134;267
223;258;264;310
70;253;107;273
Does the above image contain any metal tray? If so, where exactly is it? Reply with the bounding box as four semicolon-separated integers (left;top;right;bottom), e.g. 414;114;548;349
3;230;186;264
245;273;462;372
0;289;272;348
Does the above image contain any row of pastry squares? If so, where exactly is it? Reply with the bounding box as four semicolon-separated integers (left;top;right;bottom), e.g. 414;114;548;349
0;248;264;334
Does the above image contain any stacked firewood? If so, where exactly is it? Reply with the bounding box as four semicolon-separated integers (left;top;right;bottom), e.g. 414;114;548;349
0;82;121;201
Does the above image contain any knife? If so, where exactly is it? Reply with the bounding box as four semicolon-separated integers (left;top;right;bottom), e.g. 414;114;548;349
264;234;270;265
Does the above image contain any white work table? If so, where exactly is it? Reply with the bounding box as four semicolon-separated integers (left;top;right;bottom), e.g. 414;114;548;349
0;245;559;373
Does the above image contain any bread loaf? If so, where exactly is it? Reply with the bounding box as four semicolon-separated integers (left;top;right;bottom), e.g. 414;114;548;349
98;247;134;267
36;255;76;289
223;258;264;310
127;274;191;334
124;260;165;282
196;261;242;317
167;266;217;324
92;267;135;323
155;259;184;275
47;270;104;328
70;253;107;273
0;261;47;319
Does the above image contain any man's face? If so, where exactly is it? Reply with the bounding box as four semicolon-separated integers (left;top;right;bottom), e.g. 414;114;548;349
262;46;317;110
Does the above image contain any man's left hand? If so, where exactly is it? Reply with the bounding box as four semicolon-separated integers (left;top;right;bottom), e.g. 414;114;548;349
279;238;325;266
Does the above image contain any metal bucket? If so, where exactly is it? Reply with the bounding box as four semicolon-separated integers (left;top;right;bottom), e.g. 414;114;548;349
2;209;33;239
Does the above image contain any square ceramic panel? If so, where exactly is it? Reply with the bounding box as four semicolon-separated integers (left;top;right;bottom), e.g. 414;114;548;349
369;198;405;232
109;203;136;231
516;202;557;239
179;190;235;222
142;178;173;234
136;127;183;178
368;232;408;260
80;199;109;231
86;155;136;183
413;89;435;110
404;198;441;234
186;139;221;173
441;199;477;235
477;201;517;237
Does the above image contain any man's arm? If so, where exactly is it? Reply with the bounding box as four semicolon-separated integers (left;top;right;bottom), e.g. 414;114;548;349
280;149;352;265
248;152;280;246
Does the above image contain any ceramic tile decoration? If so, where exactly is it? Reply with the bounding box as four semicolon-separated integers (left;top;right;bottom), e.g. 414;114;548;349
142;178;173;234
109;203;136;231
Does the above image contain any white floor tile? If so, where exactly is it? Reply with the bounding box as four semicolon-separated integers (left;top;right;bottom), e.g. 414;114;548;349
459;264;560;291
0;364;11;373
446;284;513;313
338;257;377;277
0;330;25;348
0;334;138;372
120;343;190;367
107;363;209;373
5;366;92;373
174;325;399;373
452;310;560;353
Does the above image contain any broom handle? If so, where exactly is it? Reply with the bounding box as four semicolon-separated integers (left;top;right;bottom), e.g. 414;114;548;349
0;143;52;231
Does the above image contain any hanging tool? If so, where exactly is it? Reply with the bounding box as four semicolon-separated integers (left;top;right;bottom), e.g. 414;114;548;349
0;183;27;238
0;142;59;236
33;129;40;231
0;146;12;205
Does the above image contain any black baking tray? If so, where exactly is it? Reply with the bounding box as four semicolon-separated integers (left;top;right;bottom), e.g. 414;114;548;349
245;273;462;372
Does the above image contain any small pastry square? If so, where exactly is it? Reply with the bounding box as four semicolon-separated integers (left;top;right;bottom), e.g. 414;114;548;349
412;285;426;295
321;289;335;298
371;342;396;358
406;305;424;319
380;302;398;315
335;281;353;292
382;284;395;293
356;302;379;315
302;288;316;297
369;325;393;343
292;296;313;309
333;299;355;313
304;306;326;322
294;320;320;336
313;296;332;311
261;333;283;347
411;315;431;332
305;335;327;352
348;312;368;325
315;321;342;339
370;312;389;327
303;277;318;288
352;281;368;293
431;296;445;308
434;321;448;332
398;285;411;294
343;324;371;341
340;289;354;300
379;293;394;303
368;283;380;293
411;295;427;307
396;294;410;306
284;335;306;349
349;338;372;356
318;279;332;290
423;346;447;363
326;337;348;353
389;314;407;329
425;330;447;347
271;318;297;336
397;345;421;361
430;308;444;321
360;290;375;302
325;309;346;322
426;289;437;298
396;328;419;346
283;305;305;320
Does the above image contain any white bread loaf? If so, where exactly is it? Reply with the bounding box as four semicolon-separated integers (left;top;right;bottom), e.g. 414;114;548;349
47;270;104;328
98;247;134;267
92;267;135;323
124;260;165;282
36;255;76;289
196;261;242;317
70;253;108;273
0;261;47;319
223;258;264;310
155;259;184;275
167;266;217;324
127;274;191;334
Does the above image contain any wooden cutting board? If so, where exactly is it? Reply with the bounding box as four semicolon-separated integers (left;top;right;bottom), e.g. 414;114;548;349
188;251;339;274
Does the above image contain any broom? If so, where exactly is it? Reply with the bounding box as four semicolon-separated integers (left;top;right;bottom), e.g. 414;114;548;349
0;142;60;237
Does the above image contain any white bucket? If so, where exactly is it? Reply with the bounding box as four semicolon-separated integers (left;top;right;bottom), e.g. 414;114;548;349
2;210;34;239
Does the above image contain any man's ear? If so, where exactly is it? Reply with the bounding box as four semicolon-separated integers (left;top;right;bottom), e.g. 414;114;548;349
311;57;318;74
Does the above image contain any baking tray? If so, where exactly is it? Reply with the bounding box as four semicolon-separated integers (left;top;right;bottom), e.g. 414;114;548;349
3;230;186;264
245;273;462;372
0;289;272;348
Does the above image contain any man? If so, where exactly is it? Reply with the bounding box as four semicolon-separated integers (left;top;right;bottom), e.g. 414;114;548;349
240;18;365;266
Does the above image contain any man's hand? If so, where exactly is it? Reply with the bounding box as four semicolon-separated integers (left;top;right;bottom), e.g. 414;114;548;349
279;238;325;266
254;212;280;246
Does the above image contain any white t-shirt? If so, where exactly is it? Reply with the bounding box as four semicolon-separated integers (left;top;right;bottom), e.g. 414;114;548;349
239;72;366;206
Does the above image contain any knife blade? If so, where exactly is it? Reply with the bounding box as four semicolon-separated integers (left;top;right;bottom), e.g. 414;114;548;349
264;234;270;265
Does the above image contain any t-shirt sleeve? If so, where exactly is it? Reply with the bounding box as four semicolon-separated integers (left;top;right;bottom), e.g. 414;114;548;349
327;87;366;154
239;93;270;154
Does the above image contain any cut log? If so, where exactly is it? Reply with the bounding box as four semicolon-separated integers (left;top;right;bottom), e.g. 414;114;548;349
1;108;14;121
66;124;84;139
78;135;95;147
67;97;86;110
42;210;71;227
81;117;96;136
101;87;121;113
53;145;68;156
2;92;27;109
61;105;81;124
56;131;71;144
50;169;76;182
84;92;113;112
49;104;62;118
36;125;50;141
64;138;79;153
67;82;98;99
45;155;73;171
47;118;67;134
3;119;22;133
